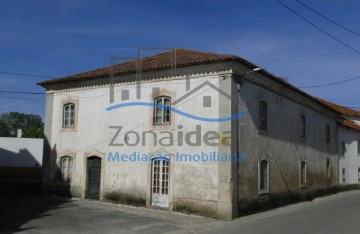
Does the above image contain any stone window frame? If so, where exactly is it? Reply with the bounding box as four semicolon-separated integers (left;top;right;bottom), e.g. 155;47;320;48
153;96;171;126
60;98;79;132
151;89;175;131
258;153;270;195
60;156;73;184
299;159;307;187
58;150;76;185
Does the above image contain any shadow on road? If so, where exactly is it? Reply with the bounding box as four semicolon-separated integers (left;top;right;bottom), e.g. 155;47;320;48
0;180;68;233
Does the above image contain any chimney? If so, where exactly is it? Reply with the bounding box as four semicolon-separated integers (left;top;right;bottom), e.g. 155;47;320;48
17;129;22;138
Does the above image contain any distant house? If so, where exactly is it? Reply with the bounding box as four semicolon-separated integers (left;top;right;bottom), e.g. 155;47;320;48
39;48;348;220
0;136;43;179
317;98;360;185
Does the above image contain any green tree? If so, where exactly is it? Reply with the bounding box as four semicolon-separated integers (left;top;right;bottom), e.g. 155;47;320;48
0;112;44;138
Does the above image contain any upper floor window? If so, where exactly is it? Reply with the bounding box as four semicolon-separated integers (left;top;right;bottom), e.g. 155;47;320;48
63;103;75;128
154;96;171;125
260;160;269;191
341;141;346;156
259;101;267;131
325;124;330;143
300;115;306;138
61;156;73;183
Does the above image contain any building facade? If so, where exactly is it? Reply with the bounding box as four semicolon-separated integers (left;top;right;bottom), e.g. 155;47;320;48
39;49;345;220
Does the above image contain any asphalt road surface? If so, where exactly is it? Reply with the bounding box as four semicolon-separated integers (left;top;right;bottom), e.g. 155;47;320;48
1;189;360;233
208;190;360;234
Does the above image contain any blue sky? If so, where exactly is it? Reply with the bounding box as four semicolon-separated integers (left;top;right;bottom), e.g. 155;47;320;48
1;0;360;119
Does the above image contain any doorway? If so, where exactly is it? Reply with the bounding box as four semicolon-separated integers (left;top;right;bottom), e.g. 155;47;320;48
151;158;170;208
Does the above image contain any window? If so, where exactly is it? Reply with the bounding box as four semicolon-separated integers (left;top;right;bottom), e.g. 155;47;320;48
154;96;171;125
341;141;346;156
358;168;360;182
358;139;360;155
61;156;73;183
300;161;306;185
259;101;267;131
300;115;306;138
63;103;75;128
325;124;330;143
326;159;331;178
260;160;269;190
342;168;346;182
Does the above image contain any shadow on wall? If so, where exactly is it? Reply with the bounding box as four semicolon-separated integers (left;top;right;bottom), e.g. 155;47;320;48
0;137;70;233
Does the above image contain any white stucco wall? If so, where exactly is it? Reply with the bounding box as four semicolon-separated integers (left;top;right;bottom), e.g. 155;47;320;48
0;137;44;167
45;73;227;210
338;126;360;185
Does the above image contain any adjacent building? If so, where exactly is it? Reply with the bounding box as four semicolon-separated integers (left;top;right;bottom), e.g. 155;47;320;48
317;99;360;185
38;48;355;220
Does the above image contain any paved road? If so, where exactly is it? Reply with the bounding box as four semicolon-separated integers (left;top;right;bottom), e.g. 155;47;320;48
208;190;360;234
0;192;224;234
1;189;360;233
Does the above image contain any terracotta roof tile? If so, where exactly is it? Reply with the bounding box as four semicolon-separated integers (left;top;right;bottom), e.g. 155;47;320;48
36;48;340;116
315;97;360;117
37;48;239;85
342;119;360;131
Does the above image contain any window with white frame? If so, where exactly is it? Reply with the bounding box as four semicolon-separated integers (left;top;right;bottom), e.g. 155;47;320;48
300;161;306;185
259;101;267;131
63;103;75;128
61;156;73;183
260;160;269;191
154;96;171;125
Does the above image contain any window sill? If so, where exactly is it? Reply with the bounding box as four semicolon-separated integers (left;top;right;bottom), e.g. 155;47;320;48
61;127;77;132
258;189;269;195
257;130;268;135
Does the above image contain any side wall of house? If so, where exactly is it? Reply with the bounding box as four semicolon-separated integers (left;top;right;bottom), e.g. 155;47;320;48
338;126;360;185
237;80;338;215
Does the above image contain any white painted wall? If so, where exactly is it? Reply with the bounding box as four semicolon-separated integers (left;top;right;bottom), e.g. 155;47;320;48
0;137;44;167
45;73;226;207
338;126;360;185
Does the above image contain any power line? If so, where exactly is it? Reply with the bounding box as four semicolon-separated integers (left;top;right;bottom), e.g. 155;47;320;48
296;0;360;38
0;71;55;79
276;0;360;54
0;90;44;95
299;74;360;88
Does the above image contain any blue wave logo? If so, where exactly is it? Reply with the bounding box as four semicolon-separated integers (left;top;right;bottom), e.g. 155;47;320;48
106;102;245;122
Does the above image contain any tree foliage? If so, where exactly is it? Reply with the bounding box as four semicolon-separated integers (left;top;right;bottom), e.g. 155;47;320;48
0;112;44;138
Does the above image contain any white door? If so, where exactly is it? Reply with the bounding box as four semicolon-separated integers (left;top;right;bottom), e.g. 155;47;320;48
151;159;170;208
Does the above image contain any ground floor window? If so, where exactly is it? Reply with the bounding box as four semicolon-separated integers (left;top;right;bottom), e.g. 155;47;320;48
326;159;331;178
61;156;73;183
300;161;306;185
260;160;269;191
342;168;346;182
358;168;360;182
